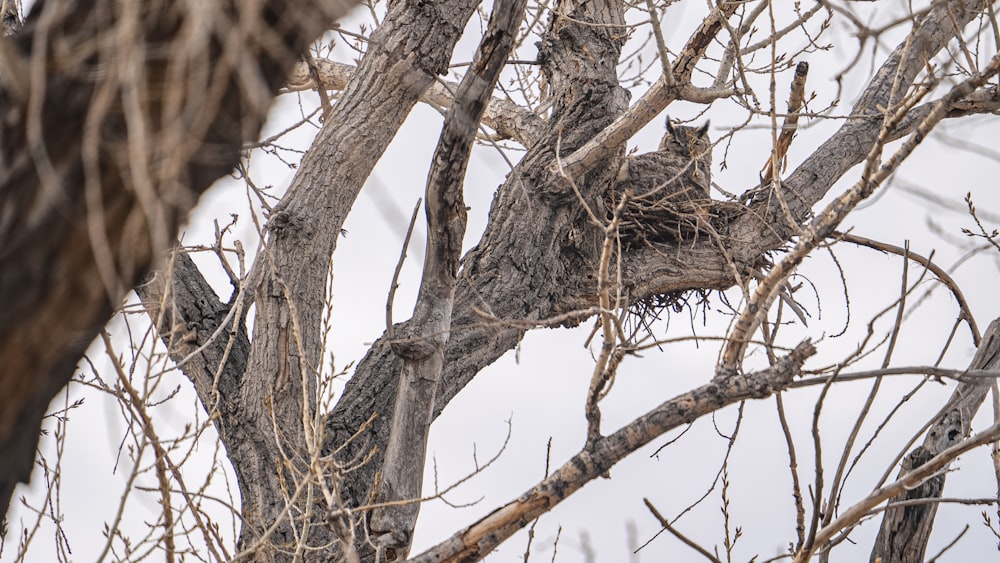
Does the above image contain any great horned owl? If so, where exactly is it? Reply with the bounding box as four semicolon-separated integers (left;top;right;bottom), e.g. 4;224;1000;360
616;119;712;204
610;119;713;244
659;120;712;176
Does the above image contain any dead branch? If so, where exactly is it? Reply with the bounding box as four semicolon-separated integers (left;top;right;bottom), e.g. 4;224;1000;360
555;1;742;179
409;340;815;563
761;61;809;184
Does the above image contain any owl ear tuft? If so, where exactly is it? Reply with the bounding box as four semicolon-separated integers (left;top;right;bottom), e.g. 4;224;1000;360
665;116;676;137
695;121;710;138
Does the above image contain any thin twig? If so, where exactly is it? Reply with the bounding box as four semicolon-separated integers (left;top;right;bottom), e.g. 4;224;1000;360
642;498;721;563
386;199;423;340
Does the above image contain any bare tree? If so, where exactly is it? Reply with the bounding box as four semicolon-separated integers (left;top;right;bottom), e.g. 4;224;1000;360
5;0;1000;561
0;0;357;518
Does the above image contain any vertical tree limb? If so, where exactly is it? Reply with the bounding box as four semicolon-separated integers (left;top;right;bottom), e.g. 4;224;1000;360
222;0;484;555
369;0;529;556
761;61;809;184
800;419;1000;563
326;0;631;540
869;319;1000;562
554;1;741;179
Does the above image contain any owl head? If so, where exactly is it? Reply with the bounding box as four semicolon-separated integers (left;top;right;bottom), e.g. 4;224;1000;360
659;119;711;165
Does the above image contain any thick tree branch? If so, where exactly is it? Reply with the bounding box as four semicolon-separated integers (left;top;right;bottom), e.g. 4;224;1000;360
761;61;809;184
555;1;742;178
135;250;251;417
409;340;816;562
739;0;983;234
219;0;484;555
0;0;355;517
888;84;1000;141
327;0;631;540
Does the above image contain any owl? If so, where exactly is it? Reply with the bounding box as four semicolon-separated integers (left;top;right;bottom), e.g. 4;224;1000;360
659;120;712;172
616;119;712;206
610;119;713;244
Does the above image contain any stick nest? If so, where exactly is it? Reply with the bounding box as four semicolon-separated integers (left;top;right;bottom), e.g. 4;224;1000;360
606;186;748;247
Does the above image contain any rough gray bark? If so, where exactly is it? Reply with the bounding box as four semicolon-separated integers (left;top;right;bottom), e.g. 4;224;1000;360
64;0;1000;559
368;0;527;556
327;0;632;536
870;319;1000;562
869;446;944;563
144;0;628;556
325;0;988;526
0;0;19;35
0;0;355;519
210;0;484;557
136;251;250;409
321;0;748;523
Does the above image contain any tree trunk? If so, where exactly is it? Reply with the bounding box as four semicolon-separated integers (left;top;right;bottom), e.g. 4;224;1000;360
31;0;998;560
197;0;484;557
0;0;355;516
870;319;1000;562
327;0;631;537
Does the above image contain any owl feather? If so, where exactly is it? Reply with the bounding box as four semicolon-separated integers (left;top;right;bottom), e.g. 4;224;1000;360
609;118;714;245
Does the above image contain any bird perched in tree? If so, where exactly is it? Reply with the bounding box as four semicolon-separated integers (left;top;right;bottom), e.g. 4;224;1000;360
610;118;713;244
659;120;712;178
619;119;711;201
616;119;711;204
